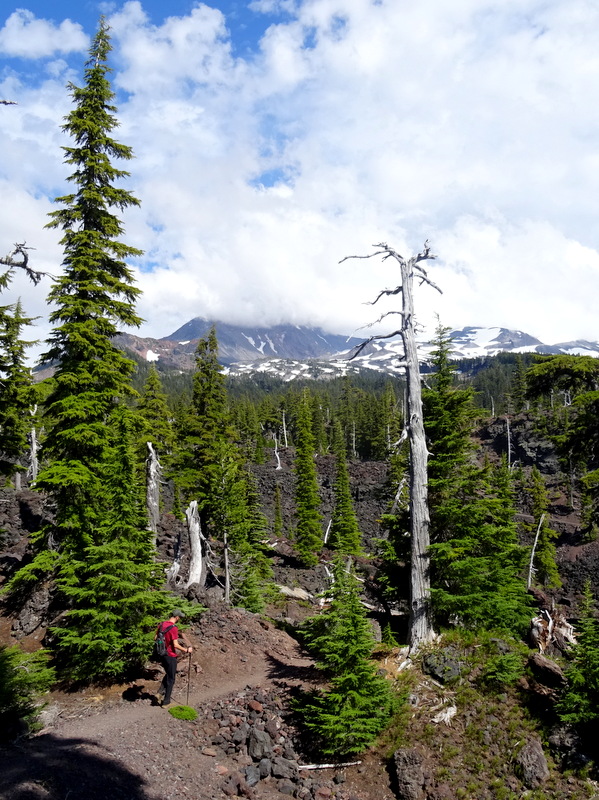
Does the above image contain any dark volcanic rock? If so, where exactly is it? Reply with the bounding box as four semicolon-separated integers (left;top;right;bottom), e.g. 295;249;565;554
422;647;463;684
392;748;426;800
528;653;567;688
514;738;550;788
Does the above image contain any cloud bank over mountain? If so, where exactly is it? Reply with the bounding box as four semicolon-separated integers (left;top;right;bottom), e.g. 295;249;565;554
2;0;599;353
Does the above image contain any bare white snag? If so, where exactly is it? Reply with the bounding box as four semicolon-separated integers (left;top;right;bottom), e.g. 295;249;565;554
341;241;441;651
146;442;161;545
223;529;231;604
185;500;205;589
27;404;40;484
527;513;545;589
282;410;288;448
273;432;282;470
323;518;332;544
166;529;182;585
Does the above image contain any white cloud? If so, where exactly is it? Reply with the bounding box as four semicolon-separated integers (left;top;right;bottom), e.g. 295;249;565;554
3;0;599;354
0;9;87;57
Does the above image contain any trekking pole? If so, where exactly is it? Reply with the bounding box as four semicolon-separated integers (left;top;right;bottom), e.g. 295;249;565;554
186;650;192;707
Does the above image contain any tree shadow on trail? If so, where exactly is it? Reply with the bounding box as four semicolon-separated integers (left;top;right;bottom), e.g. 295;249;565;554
0;733;152;800
265;652;323;689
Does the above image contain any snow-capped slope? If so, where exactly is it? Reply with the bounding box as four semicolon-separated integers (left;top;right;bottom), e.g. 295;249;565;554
114;322;599;380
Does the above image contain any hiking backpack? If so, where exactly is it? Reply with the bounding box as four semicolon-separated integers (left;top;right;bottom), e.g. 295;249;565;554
154;623;175;657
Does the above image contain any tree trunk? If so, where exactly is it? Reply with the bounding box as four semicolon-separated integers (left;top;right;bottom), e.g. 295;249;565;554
185;500;205;589
223;529;230;603
341;242;440;651
398;254;435;650
28;420;39;484
146;442;161;546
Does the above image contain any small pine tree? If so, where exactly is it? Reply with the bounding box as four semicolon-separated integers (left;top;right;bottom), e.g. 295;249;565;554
329;419;362;555
0;645;55;741
528;467;561;588
273;483;284;538
293;389;323;566
557;582;599;726
299;557;394;756
0;300;36;483
137;365;175;457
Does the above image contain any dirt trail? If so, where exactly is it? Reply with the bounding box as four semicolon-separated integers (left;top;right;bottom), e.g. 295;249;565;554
0;609;321;800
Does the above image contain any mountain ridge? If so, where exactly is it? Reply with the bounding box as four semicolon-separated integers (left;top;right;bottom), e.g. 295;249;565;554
114;319;599;380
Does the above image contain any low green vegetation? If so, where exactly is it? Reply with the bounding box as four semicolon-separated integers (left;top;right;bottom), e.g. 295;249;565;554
168;704;198;720
0;645;55;741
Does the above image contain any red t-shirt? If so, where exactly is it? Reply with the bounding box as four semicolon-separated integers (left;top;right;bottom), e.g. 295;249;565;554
158;620;179;657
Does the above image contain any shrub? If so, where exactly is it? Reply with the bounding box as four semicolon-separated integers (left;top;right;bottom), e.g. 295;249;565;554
168;704;197;720
0;645;55;740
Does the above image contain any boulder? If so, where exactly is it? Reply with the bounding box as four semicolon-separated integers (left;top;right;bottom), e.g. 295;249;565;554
528;653;567;688
248;728;273;761
392;748;426;800
422;647;462;684
514;738;550;788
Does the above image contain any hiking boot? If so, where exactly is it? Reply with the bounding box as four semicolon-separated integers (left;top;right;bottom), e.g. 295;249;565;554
161;701;176;710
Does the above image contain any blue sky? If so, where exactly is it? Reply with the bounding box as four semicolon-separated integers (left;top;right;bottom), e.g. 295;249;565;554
2;0;599;349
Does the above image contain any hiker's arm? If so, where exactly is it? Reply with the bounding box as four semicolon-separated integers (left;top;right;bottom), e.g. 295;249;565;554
173;637;192;655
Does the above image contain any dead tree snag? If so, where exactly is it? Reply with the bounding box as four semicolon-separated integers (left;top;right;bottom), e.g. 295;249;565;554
341;241;441;650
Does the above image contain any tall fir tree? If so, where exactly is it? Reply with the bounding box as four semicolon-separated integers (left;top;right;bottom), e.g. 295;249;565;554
299;556;394;756
422;326;531;633
329;419;362;555
10;20;172;678
137;365;175;458
174;326;230;531
293;389;323;566
38;18;143;555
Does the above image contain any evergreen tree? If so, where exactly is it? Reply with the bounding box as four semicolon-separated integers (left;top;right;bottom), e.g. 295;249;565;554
0;300;36;482
511;355;528;413
37;18;143;557
137;365;174;457
528;466;561;588
50;407;171;680
299;557;394;756
273;483;284;538
430;459;532;633
329;419;362;555
0;645;55;742
210;440;272;612
9;21;173;678
293;389;323;566
174;326;229;530
423;327;531;632
557;582;599;726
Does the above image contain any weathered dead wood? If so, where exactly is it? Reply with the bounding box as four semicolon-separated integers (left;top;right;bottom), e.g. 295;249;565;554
146;442;161;544
223;530;231;603
341;241;441;651
0;243;52;284
527;513;545;589
185;500;205;589
298;761;361;770
27;407;39;484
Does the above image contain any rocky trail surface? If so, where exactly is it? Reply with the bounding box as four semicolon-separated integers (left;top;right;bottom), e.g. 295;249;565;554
0;607;393;800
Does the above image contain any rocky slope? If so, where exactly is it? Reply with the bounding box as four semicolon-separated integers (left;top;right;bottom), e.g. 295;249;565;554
3;416;599;798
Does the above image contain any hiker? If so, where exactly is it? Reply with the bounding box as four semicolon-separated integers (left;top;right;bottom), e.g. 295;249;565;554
155;609;192;708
